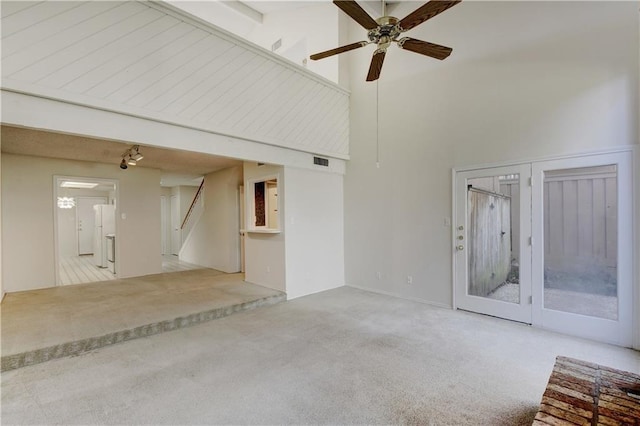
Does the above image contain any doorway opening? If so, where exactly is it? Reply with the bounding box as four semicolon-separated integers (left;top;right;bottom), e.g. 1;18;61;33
54;176;118;285
454;151;633;346
160;180;208;273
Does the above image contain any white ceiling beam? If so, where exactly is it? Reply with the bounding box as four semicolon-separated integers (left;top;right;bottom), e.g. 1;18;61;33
360;1;401;18
223;0;263;24
360;1;381;18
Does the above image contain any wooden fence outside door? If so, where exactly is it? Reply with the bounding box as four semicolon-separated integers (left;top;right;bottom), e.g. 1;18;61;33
468;187;512;297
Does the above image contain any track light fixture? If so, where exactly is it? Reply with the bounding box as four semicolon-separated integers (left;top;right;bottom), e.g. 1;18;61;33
120;145;144;169
131;149;143;162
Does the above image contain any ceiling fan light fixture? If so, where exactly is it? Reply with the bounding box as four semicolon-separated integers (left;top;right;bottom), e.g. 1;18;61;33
127;156;137;166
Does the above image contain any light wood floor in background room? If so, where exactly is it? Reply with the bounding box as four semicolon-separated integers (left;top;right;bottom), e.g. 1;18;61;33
60;255;206;285
59;255;116;285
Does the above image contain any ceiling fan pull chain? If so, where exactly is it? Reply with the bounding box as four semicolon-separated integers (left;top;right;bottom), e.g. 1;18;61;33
376;79;380;168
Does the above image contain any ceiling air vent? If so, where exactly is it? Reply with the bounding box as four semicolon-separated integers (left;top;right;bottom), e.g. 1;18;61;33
313;156;329;167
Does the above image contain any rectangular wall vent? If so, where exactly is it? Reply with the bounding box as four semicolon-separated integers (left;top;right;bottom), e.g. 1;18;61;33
271;38;282;52
313;156;329;167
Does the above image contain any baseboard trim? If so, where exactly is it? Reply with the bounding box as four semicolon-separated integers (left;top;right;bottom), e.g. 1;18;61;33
345;284;452;310
287;282;345;301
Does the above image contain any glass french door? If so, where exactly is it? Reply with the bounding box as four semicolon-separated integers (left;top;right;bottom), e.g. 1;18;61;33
454;164;532;324
531;152;633;346
455;151;633;346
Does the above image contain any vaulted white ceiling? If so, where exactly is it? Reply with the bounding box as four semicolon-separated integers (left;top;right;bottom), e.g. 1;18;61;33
1;1;349;160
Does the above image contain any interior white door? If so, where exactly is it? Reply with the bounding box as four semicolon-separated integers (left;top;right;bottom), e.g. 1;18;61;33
239;185;245;273
76;197;106;255
531;152;633;346
170;195;181;255
454;164;532;324
160;196;168;255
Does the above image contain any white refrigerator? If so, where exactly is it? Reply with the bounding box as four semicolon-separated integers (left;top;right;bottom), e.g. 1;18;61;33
93;204;115;268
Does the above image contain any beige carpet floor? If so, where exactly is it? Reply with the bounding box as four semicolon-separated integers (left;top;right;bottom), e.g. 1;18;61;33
1;270;285;371
2;286;639;425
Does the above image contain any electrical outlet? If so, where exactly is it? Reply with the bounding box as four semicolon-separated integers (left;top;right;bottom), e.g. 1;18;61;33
267;266;271;273
407;276;413;285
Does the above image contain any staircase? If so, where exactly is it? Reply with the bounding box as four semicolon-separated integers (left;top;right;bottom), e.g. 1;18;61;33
181;179;204;246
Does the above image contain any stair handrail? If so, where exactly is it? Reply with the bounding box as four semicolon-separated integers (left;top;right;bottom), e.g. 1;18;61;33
181;179;205;230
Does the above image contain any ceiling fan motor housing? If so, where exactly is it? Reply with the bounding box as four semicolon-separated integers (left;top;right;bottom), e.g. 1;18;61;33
368;17;401;45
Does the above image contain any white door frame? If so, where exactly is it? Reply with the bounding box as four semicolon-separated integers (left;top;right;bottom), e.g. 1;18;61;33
454;164;532;324
53;176;119;286
634;147;640;351
453;147;637;348
160;195;168;255
531;151;633;346
239;185;245;273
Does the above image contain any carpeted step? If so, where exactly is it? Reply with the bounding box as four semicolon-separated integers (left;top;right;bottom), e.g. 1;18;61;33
1;292;285;372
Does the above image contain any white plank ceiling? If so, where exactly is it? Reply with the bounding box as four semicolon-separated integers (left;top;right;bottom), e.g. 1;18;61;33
1;1;349;158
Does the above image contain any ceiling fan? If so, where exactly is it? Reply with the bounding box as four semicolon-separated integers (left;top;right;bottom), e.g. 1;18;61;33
310;0;461;81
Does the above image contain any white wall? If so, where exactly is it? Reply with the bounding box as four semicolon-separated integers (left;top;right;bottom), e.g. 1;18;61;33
169;185;198;232
344;2;639;307
160;187;172;255
168;185;199;252
284;166;345;299
0;148;3;301
167;1;259;40
2;154;162;292
243;162;286;292
245;3;340;83
242;162;346;298
180;166;243;273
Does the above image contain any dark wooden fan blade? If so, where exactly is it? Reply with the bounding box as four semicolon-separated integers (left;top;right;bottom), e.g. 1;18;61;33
398;37;452;60
366;49;386;81
334;1;378;30
398;0;461;32
310;41;368;60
